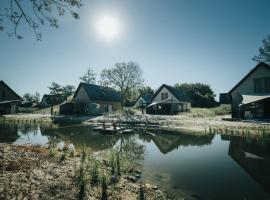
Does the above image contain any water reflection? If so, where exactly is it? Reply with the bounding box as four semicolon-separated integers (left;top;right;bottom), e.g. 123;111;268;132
40;125;120;151
140;131;214;154
0;123;19;143
223;135;270;194
0;122;270;199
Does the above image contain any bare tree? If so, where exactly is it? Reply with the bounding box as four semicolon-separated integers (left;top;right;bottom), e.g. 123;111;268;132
100;61;144;107
0;0;82;40
253;35;270;64
80;68;97;84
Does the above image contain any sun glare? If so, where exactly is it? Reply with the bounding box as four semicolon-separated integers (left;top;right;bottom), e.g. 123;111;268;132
95;15;121;41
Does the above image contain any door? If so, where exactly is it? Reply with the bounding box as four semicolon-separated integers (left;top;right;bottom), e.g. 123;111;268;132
108;105;112;112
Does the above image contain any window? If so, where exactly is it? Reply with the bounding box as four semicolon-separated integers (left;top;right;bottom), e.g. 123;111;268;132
254;78;262;93
264;77;270;92
0;91;5;99
254;77;270;93
161;92;168;100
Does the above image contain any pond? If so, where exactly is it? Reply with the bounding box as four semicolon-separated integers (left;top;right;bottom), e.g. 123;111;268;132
0;122;270;199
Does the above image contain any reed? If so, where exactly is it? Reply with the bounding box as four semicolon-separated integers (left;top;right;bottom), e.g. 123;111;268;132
139;181;145;200
101;171;108;200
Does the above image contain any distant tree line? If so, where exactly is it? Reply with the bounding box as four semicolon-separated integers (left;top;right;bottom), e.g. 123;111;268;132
175;83;218;108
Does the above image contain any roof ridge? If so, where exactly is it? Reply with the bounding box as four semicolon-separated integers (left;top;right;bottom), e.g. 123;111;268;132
229;62;270;94
0;80;22;100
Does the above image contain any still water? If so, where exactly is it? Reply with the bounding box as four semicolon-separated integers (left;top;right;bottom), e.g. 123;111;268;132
0;122;270;199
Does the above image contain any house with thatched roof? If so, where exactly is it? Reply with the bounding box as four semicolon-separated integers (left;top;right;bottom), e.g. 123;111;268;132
0;80;22;114
147;84;191;115
59;82;121;115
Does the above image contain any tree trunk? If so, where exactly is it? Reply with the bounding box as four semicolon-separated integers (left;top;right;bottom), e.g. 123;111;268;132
120;89;124;109
50;105;53;115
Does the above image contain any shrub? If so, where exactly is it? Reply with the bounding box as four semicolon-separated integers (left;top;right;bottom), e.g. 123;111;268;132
48;147;57;157
210;104;231;115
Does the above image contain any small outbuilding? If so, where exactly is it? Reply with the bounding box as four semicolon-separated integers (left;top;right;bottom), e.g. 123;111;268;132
39;94;65;107
229;62;270;119
60;82;122;115
147;84;191;115
0;80;22;114
133;95;152;108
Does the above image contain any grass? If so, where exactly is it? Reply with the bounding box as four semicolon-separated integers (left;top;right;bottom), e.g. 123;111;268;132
108;149;122;176
48;147;57;157
75;148;107;199
209;124;270;138
101;171;108;200
188;104;231;118
33;105;60;115
104;107;136;117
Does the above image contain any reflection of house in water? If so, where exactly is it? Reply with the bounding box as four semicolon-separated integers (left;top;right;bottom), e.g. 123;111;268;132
0;123;19;143
143;131;214;154
40;125;120;152
223;135;270;194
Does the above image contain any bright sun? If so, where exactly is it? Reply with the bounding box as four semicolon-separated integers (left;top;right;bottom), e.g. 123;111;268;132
95;15;121;41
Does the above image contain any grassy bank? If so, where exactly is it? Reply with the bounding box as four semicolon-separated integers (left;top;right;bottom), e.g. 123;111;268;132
1;143;174;200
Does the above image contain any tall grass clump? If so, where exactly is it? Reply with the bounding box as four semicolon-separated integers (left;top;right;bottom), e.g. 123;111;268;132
47;136;59;157
108;149;122;176
88;156;100;185
116;150;121;176
101;171;108;200
139;181;145;200
75;148;104;199
75;148;90;200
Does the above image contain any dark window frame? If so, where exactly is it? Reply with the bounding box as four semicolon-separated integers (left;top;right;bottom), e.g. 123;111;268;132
254;77;270;93
161;92;168;100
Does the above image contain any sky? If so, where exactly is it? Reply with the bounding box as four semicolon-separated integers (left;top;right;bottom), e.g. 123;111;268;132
1;0;270;99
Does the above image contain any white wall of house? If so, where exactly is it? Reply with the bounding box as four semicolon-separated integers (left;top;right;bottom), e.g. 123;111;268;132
152;87;180;103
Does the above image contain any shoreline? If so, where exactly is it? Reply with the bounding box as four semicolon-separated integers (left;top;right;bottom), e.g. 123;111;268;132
1;113;270;199
2;112;270;137
0;143;177;200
